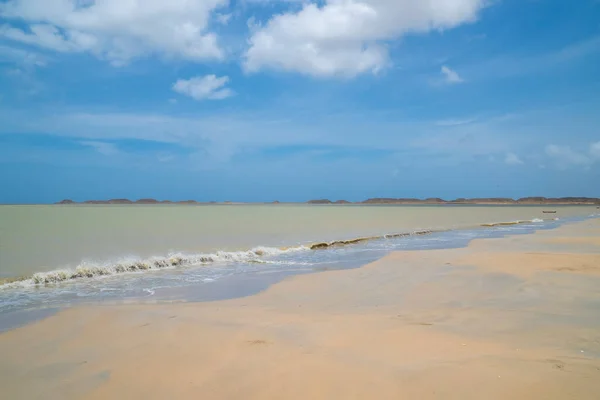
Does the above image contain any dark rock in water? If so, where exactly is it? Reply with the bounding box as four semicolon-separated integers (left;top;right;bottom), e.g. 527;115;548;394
272;200;281;204
56;199;75;204
308;199;333;204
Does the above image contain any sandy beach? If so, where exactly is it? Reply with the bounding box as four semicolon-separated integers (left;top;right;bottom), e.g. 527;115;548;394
1;218;599;399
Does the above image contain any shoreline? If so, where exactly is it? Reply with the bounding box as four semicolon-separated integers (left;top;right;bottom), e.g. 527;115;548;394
0;214;595;328
1;218;599;398
0;213;587;287
0;217;590;307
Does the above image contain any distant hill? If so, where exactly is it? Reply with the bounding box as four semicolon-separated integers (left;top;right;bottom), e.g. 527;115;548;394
83;199;133;204
359;197;599;205
56;198;198;205
307;199;333;204
517;197;600;204
135;199;160;204
363;198;423;204
448;198;515;204
54;197;600;205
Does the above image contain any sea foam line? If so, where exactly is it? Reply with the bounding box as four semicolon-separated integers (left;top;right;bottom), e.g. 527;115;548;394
480;218;554;227
1;246;309;288
0;230;440;288
0;221;552;289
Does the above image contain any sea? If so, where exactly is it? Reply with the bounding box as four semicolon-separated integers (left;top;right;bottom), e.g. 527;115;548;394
0;204;598;329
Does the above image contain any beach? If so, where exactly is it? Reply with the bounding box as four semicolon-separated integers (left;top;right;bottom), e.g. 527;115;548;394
1;217;599;399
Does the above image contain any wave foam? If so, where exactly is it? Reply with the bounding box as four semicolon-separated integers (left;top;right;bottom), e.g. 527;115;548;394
309;230;436;250
0;220;561;289
3;246;309;288
481;218;550;227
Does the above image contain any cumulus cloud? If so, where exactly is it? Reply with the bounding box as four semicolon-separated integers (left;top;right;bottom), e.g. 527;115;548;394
244;0;486;77
0;0;227;65
504;153;523;165
173;75;234;100
441;65;464;84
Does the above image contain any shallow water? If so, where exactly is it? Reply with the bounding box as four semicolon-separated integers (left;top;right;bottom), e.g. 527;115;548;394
0;203;597;324
1;204;594;277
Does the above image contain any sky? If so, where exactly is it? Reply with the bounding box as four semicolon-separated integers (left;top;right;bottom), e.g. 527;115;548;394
0;0;599;203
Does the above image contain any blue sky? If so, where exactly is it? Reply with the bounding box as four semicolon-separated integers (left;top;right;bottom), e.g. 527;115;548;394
1;0;599;203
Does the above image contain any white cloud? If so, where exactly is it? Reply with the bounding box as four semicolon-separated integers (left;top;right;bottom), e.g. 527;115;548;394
504;153;523;165
0;43;48;67
1;44;48;95
458;36;600;82
79;140;118;156
1;102;595;170
157;153;175;163
0;0;227;65
591;141;600;159
435;117;477;127
441;65;464;84
172;75;234;101
244;0;486;77
216;13;232;25
544;144;595;169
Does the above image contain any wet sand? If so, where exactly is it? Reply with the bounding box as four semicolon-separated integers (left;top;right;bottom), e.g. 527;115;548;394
1;219;599;399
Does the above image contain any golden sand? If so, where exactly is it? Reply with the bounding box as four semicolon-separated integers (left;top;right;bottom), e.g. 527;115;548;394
1;219;599;399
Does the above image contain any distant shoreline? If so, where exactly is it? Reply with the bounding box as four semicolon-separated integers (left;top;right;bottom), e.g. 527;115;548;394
45;197;600;206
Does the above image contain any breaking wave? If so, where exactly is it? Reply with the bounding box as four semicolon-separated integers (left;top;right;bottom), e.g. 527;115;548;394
481;217;552;227
1;246;309;288
309;230;438;249
0;220;556;289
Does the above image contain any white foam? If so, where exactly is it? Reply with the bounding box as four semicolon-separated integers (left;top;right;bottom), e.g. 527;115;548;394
2;245;309;288
0;216;580;290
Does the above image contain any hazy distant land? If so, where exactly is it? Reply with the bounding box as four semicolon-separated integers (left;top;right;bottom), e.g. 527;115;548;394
55;197;600;205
